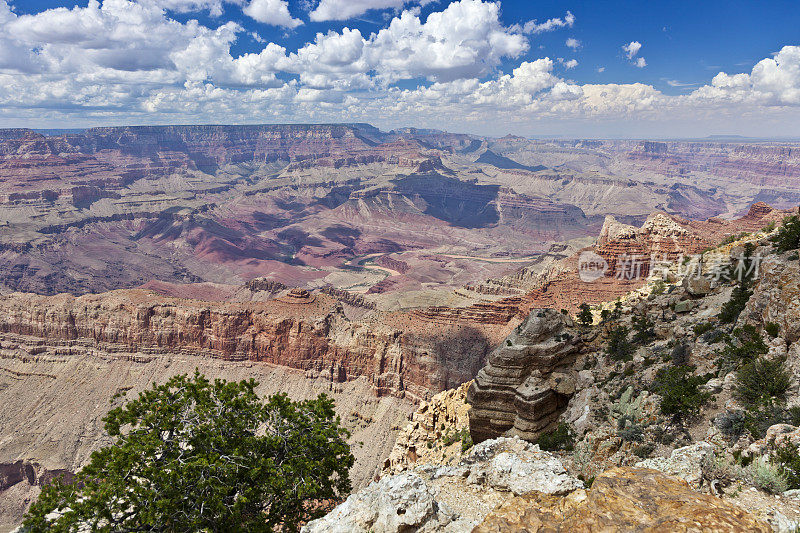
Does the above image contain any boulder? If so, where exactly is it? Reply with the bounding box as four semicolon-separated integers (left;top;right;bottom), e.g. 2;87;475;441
301;472;456;533
457;437;583;496
635;442;714;486
473;467;771;532
674;300;695;313
683;275;711;297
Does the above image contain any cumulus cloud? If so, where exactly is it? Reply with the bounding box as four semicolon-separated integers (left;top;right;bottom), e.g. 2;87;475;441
243;0;302;27
622;41;642;59
565;37;581;50
559;58;578;69
691;46;800;106
290;0;527;88
522;11;574;34
309;0;409;21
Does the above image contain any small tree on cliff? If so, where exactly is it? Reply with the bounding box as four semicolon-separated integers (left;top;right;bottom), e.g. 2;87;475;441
577;303;594;327
24;371;354;533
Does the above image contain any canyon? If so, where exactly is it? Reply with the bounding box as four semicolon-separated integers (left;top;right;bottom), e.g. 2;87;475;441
1;123;799;530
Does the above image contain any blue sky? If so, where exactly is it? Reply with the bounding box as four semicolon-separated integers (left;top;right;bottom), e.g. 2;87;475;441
2;0;800;137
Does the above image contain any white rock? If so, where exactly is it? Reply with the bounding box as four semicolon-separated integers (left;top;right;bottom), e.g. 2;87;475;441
302;472;455;533
635;442;715;486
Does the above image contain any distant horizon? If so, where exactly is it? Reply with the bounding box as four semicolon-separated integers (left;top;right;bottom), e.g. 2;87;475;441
7;123;800;143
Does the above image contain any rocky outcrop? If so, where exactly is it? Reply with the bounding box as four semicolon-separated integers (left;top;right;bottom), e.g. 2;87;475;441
305;437;582;533
474;467;771;532
467;309;582;443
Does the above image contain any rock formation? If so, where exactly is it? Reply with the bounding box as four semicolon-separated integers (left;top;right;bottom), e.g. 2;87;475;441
467;309;583;443
474;467;771;532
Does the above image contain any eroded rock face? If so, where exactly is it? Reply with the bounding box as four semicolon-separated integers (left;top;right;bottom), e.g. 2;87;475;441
466;309;582;443
474;467;772;533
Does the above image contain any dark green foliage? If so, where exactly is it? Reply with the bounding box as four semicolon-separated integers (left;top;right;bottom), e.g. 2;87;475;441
24;372;354;533
633;444;655;458
743;400;795;439
718;243;757;324
702;329;727;344
735;357;791;408
605;324;634;362
714;410;747;440
600;309;611;323
506;339;512;346
617;423;644;442
577;303;593;326
764;322;781;338
632;312;656;345
670;342;691;367
769;215;800;253
718;325;768;370
536;422;574;452
651;365;711;420
772;441;800;490
560;309;569;315
692;322;715;336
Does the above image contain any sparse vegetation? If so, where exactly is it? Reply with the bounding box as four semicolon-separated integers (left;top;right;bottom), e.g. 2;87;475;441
651;365;711;420
771;441;800;490
536;422;575;452
720;232;750;245
670;342;691;367
605;324;634;362
769;215;800;253
692;322;715;336
718;243;757;324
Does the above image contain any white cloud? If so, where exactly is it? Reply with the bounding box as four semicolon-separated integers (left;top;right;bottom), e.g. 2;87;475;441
522;11;574;34
243;0;302;27
597;66;605;73
634;57;646;68
560;58;578;69
691;46;800;106
309;0;409;21
565;37;581;50
144;0;236;17
622;41;642;59
289;0;527;87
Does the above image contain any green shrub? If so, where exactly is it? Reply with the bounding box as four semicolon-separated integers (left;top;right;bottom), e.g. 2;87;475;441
577;303;593;326
743;399;794;439
632;312;656;345
719;243;757;324
734;357;791;408
670;342;691;367
633;444;655;458
771;441;800;490
769;215;800;253
605;325;634;362
536;422;575;452
714;410;747;440
506;339;512;346
650;280;666;296
749;456;789;494
764;322;781;338
692;322;715;336
651;365;711;420
718;325;768;370
617;423;644;442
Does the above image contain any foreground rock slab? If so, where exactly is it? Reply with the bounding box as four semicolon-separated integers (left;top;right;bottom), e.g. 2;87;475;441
474;467;772;533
